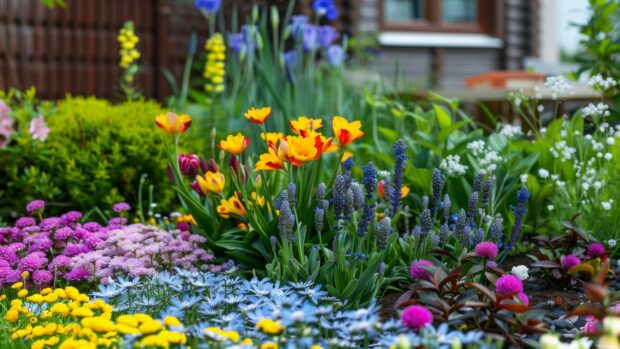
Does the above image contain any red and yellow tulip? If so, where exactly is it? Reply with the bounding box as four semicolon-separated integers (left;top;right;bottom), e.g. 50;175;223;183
277;135;324;166
289;116;323;135
260;132;284;148
254;147;285;172
244;107;272;124
155;112;192;134
195;171;225;195
217;193;247;219
218;133;250;155
332;116;364;146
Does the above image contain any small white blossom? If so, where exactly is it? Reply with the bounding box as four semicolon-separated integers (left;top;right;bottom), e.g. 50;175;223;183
547;205;555;211
587;74;617;91
499;124;523;139
538;169;550;179
582;103;610;117
537;104;544;113
440;155;468;177
544;75;574;100
520;174;528;184
605;153;613;160
607;137;615;145
608;240;617;248
602;200;613;211
593;181;603;190
511;265;529;281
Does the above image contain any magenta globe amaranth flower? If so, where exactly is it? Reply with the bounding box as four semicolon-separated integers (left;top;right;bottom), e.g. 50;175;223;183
26;200;45;213
474;241;499;259
401;305;433;330
495;274;523;295
409;260;433;281
587;242;606;258
178;154;201;177
517;292;529;306
562;255;581;270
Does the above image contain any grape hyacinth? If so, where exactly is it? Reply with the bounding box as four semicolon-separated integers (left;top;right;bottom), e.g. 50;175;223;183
507;185;530;251
390;140;408;217
488;216;503;243
431;169;444;215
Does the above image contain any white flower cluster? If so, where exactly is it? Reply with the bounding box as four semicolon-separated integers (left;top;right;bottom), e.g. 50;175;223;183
550;140;577;162
582;103;610;117
440;155;468;177
602;199;614;211
544;75;574;100
466;140;502;174
587;74;617;91
511;265;529;281
538;168;550;179
499;124;523;138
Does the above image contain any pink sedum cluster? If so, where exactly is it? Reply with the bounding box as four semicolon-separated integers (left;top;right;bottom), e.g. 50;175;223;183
71;224;226;284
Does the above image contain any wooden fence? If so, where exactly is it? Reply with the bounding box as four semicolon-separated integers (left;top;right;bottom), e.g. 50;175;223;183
0;0;354;101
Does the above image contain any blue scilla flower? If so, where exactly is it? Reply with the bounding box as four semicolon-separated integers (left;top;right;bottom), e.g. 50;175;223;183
313;0;339;20
303;24;320;52
195;0;221;14
228;32;244;54
290;15;309;39
319;25;339;48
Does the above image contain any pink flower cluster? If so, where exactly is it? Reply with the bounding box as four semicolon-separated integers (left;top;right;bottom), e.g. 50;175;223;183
71;224;226;284
0;200;224;288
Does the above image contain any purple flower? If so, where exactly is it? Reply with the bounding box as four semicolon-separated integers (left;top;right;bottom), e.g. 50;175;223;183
228;33;244;54
587;242;606;258
18;252;47;272
562;255;581;270
39;217;62;231
108;217;128;226
29;116;50;142
409;260;433;281
303;25;319;52
318;25;339;48
290;15;309;39
54;227;74;241
60;211;82;225
64;268;90;281
0;267;20;286
32;270;53;285
325;45;345;66
113;202;131;213
313;0;339;21
495;274;523;295
83;222;102;232
195;0;220;14
401;305;433;330
49;255;72;270
283;51;300;69
474;241;499;259
26;200;45;213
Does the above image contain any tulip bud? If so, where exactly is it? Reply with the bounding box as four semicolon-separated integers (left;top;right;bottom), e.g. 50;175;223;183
255;174;262;188
190;180;205;196
229;155;240;174
270;5;280;28
207;158;219;173
167;164;175;184
178;154;201;177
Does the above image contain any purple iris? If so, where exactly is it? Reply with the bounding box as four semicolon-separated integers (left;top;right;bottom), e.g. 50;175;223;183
303;25;319;52
228;33;244;54
290;15;309;39
283;51;300;68
195;0;221;14
319;25;339;48
325;45;345;66
313;0;339;21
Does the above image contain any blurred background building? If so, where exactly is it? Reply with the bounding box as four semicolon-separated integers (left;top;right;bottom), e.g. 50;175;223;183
0;0;590;99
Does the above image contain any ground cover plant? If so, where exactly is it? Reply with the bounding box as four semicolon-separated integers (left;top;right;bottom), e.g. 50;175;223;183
1;0;620;348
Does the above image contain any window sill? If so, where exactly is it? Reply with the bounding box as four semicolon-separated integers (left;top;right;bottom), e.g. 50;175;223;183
378;32;503;48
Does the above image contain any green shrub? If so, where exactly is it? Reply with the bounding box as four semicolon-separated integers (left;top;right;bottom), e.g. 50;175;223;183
0;96;179;219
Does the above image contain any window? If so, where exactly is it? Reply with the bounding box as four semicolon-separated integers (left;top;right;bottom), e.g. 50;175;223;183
381;0;492;34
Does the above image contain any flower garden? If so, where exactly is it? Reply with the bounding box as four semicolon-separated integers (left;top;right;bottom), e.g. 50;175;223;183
1;0;620;348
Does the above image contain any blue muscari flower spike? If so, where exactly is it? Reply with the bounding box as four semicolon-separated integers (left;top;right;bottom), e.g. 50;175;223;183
333;173;351;220
473;173;483;193
467;191;479;228
472;228;484;246
431;168;444;215
411;225;422;239
343;189;354;220
439;223;450;243
275;191;288;211
455;209;467;236
342;157;354;172
314;207;324;233
378;217;392;250
488;216;503;243
287;183;297;206
461;225;472;247
422;195;429;209
278;200;295;238
316;183;326;203
431;232;440;247
481;177;493;208
362;162;377;199
351;182;364;211
443;194;452;223
507;185;530;251
419;208;432;233
390;140;408;216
